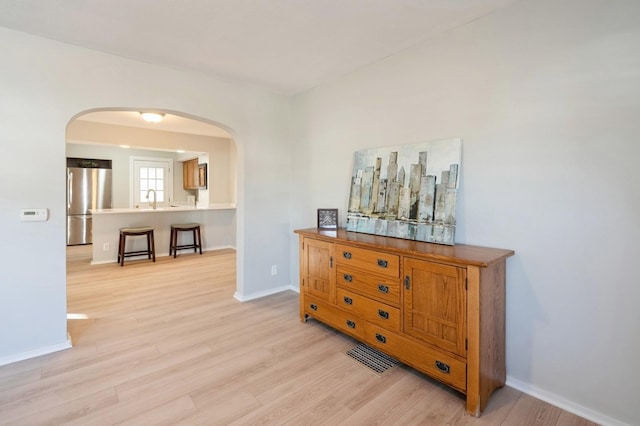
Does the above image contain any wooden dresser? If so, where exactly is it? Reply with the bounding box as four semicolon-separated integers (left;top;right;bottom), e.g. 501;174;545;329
294;228;514;416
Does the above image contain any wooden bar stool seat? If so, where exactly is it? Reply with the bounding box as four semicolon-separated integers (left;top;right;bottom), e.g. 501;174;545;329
118;226;156;266
170;223;202;258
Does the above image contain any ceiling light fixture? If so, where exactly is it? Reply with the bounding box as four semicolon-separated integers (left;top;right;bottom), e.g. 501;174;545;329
140;112;165;123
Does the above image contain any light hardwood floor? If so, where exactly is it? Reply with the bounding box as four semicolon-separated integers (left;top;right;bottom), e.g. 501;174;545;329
0;246;597;425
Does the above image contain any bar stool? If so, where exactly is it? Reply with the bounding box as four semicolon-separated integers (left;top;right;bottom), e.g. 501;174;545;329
169;223;202;258
118;226;156;266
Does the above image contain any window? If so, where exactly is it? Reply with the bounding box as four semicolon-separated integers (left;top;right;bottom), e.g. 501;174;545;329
139;166;165;203
130;157;173;208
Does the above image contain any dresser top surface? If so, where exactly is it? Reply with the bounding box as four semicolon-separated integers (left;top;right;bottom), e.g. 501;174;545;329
294;228;514;267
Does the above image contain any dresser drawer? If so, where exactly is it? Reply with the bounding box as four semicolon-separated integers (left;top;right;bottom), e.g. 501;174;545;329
336;288;400;332
304;295;365;340
365;323;467;392
335;244;400;278
336;265;400;306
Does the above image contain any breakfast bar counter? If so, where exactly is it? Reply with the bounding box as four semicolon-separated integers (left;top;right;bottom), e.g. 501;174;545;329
90;203;236;264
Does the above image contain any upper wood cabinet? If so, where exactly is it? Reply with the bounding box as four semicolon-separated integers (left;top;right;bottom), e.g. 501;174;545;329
183;159;206;190
183;159;198;190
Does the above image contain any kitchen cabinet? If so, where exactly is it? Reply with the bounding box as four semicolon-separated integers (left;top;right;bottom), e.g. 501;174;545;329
183;159;206;190
183;158;199;190
294;227;514;417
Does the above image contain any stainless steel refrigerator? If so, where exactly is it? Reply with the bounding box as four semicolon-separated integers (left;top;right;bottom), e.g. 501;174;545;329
67;158;113;245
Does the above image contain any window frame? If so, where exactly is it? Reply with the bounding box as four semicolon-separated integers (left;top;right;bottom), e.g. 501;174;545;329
129;156;174;208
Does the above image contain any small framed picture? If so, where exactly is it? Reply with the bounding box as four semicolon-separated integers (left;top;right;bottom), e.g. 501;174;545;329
317;208;338;229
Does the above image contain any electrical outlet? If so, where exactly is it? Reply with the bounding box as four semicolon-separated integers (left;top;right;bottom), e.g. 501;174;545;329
103;243;110;251
271;265;277;276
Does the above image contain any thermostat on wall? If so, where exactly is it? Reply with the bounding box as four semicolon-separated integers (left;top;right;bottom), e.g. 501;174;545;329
20;208;48;222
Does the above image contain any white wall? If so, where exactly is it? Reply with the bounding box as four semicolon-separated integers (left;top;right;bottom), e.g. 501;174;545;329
0;27;292;363
289;0;640;424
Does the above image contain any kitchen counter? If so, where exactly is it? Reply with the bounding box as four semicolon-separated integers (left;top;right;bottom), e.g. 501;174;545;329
90;203;236;264
91;203;235;214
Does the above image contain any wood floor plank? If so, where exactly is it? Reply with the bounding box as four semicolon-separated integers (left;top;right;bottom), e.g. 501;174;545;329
342;367;463;425
0;246;598;425
0;367;42;393
228;354;360;425
449;385;522;425
115;395;198;426
3;387;118;426
0;344;159;423
182;390;263;425
502;393;563;426
555;410;601;426
189;329;341;411
282;393;355;426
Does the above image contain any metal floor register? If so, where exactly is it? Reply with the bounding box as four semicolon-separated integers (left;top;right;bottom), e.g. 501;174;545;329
346;343;400;374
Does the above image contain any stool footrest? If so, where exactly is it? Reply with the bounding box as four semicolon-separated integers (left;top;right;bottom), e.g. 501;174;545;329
122;250;153;257
174;244;201;250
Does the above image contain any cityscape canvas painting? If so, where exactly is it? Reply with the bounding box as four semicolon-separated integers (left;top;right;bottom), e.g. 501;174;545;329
346;138;462;245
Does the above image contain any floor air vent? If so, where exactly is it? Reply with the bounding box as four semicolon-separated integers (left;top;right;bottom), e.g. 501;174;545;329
346;343;399;374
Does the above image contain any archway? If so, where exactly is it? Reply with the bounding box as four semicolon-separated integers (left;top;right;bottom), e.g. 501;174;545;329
64;107;239;317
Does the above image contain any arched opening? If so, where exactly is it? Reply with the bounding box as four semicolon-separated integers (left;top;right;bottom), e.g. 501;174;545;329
64;107;239;318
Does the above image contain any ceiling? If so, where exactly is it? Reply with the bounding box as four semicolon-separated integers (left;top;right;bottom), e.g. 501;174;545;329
0;0;519;95
76;111;232;138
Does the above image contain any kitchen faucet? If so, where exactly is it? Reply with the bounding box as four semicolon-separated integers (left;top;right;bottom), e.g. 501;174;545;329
146;188;157;209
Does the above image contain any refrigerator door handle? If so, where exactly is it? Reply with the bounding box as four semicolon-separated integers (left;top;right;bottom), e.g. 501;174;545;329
67;171;73;210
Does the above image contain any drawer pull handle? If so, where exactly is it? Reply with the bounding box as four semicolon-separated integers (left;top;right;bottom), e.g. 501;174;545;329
343;274;353;282
309;304;318;311
375;333;386;344
377;284;389;294
343;251;352;259
346;320;356;329
343;296;353;305
435;360;450;374
377;259;388;268
378;309;389;319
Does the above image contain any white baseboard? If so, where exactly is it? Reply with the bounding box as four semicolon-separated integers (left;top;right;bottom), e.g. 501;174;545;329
205;244;235;252
234;285;297;302
0;334;72;367
506;376;626;426
91;259;115;265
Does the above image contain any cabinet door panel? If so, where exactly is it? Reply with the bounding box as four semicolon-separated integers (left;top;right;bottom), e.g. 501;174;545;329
183;159;199;190
303;238;335;302
404;258;466;357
